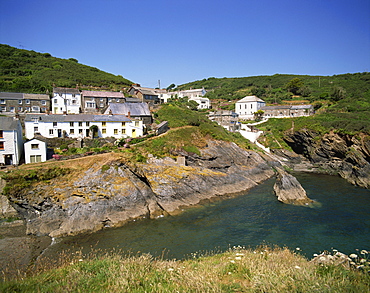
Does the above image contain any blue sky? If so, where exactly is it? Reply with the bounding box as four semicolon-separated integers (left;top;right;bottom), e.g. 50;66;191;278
1;0;369;88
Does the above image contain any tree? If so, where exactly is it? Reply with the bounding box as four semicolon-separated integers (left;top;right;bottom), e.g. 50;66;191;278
166;83;176;91
286;78;304;95
253;110;265;121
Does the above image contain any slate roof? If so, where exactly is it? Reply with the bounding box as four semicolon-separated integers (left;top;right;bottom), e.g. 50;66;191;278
23;93;50;100
260;105;291;110
0;92;24;99
24;113;131;123
0;117;21;130
53;87;81;95
105;103;151;116
81;90;124;98
291;105;313;110
237;96;265;103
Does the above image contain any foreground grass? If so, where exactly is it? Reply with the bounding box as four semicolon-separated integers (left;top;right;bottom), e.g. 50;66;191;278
1;246;369;292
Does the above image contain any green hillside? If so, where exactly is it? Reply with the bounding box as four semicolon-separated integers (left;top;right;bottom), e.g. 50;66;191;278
0;44;133;94
177;73;370;105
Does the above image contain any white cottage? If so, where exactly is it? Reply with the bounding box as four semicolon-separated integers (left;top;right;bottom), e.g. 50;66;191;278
52;87;81;114
24;113;143;140
189;96;210;109
235;96;266;120
0;116;23;165
24;138;47;164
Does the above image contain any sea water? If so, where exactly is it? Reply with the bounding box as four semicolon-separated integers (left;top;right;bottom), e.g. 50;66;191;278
43;173;370;260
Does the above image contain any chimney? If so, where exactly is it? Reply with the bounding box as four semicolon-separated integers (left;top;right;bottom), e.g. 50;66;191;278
63;111;67;115
127;111;131;119
109;110;113;116
14;113;20;120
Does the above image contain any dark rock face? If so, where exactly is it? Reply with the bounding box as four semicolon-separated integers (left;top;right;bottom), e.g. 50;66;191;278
4;140;275;238
284;131;370;188
273;168;313;205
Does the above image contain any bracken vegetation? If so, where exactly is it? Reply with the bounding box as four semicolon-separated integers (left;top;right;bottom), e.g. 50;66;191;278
0;44;132;93
1;246;369;292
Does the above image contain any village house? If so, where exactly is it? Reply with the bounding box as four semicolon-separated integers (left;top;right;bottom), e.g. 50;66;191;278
24;113;144;140
235;96;266;120
0;116;23;165
24;138;48;164
104;102;153;125
52;87;81;114
127;85;161;105
81;90;125;113
208;110;240;132
0;92;50;113
260;104;314;118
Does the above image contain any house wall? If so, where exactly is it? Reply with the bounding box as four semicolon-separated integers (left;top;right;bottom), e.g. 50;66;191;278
25;119;143;139
0;127;23;165
0;93;50;113
235;101;265;119
52;92;81;114
25;139;47;164
189;97;210;109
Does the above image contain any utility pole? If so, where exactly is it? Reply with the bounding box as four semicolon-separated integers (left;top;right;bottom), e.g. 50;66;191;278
158;80;161;89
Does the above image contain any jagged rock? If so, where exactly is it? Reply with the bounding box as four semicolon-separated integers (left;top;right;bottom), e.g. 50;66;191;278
284;131;370;188
6;140;275;238
273;168;313;205
0;178;18;218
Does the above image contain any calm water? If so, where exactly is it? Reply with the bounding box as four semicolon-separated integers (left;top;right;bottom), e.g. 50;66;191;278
44;173;370;260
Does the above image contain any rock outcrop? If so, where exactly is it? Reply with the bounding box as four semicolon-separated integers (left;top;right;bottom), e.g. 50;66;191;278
2;140;275;238
283;130;370;188
273;168;313;205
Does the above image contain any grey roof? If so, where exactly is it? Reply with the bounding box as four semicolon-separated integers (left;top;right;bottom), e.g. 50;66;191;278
23;93;50;100
81;90;124;98
0;117;21;130
291;105;313;110
53;87;80;95
260;105;291;110
105;102;151;116
125;97;141;103
0;92;24;99
24;113;131;123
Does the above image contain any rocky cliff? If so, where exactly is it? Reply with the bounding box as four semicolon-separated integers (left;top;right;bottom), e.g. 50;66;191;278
282;130;370;189
3;140;275;238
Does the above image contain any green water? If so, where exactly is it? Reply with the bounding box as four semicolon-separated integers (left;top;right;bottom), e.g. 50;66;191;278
44;173;370;260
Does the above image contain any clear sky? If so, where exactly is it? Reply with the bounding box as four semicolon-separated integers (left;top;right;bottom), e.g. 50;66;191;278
1;0;369;89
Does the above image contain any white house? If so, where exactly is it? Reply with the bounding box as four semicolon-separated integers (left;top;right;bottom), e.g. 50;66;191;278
235;96;266;120
52;87;81;114
189;96;211;109
24;113;144;140
0;116;23;165
175;88;207;99
24;138;47;164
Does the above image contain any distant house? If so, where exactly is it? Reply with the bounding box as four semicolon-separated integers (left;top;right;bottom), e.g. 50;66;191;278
127;85;160;105
104;102;153;125
189;96;211;109
0;116;23;165
173;88;207;99
208;110;240;132
24;113;144;139
81;90;125;113
0;92;50;113
260;104;314;118
24;138;47;164
52;87;81;114
235;96;266;120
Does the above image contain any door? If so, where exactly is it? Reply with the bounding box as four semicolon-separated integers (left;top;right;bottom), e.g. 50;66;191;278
4;154;13;165
132;129;136;138
58;129;62;138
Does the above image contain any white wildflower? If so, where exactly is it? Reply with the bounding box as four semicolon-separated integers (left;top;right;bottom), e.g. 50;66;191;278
230;260;235;263
295;266;301;269
79;259;83;262
235;257;242;260
296;247;301;251
168;268;174;272
361;250;368;255
350;254;358;259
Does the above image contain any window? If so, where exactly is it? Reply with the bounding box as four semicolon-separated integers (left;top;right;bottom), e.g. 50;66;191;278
26;107;30;112
54;99;58;104
121;122;126;127
34;127;38;132
32;118;38;123
31;144;39;149
0;142;4;150
49;129;54;135
122;129;126;134
116;99;120;102
42;100;46;105
114;129;118;135
53;122;57;127
100;98;104;102
135;121;139;127
102;129;106;134
72;100;76;104
79;129;83;134
18;100;22;104
0;99;5;104
102;122;106;127
72;94;76;98
100;103;104;108
18;107;23;112
0;130;3;138
30;155;42;163
70;129;75;134
86;122;90;127
9;107;15;112
86;102;95;108
70;122;74;127
78;122;82;127
26;99;30;104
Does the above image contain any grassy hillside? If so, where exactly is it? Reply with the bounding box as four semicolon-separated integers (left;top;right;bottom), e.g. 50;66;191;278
176;73;370;106
0;44;132;94
1;246;369;292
